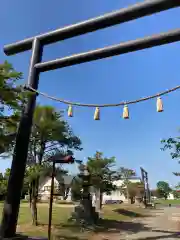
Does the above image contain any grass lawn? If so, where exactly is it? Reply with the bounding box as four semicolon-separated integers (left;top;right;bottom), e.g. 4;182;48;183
155;199;180;205
0;203;150;239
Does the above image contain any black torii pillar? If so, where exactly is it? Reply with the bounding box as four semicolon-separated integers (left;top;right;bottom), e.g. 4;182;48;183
140;167;151;205
1;0;180;237
0;39;43;238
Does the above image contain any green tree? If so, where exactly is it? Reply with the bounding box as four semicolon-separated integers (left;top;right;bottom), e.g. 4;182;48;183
161;137;180;176
172;190;180;199
0;61;25;154
0;179;8;200
3;168;10;180
87;151;117;210
0;61;23;112
24;162;68;225
0;61;82;225
156;181;171;200
1;104;82;225
3;167;28;199
71;176;82;201
26;105;82;225
25;164;51;225
29;105;82;165
127;182;144;204
0;173;4;181
151;189;161;198
117;167;136;201
0;172;7;200
171;184;180;199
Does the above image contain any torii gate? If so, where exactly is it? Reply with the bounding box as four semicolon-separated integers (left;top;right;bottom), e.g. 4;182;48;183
1;0;180;238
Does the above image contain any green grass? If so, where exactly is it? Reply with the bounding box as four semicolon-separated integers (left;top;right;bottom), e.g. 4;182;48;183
155;199;180;205
0;203;149;238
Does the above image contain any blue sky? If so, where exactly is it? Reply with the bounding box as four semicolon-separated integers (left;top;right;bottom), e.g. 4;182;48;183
1;0;180;188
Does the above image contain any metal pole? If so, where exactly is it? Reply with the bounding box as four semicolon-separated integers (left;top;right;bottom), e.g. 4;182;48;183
48;161;55;240
0;38;43;238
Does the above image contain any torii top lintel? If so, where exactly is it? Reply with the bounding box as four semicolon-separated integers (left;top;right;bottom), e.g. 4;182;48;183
3;0;180;57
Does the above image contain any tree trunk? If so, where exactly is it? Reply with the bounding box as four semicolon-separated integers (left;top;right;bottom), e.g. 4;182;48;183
100;191;103;209
32;141;45;224
36;141;45;199
31;198;38;226
29;182;32;208
38;141;45;166
63;187;70;200
126;187;130;203
31;180;38;226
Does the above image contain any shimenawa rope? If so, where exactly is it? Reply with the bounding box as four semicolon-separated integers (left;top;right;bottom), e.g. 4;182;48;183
25;84;180;108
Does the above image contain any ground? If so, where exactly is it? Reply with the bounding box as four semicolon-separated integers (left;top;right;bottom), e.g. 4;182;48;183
0;202;179;239
155;199;180;205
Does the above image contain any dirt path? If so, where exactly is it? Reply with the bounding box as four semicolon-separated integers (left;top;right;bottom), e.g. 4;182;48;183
26;207;180;240
94;207;180;240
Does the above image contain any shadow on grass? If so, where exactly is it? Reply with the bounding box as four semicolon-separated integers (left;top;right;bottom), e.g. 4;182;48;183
50;235;87;240
57;218;151;234
19;219;180;239
94;218;150;233
14;234;48;240
113;208;149;218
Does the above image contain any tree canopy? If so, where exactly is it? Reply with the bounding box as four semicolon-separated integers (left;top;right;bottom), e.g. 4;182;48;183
127;182;144;199
161;137;180;176
28;105;82;166
87;151;117;195
26;105;82;225
0;61;83;225
0;61;23;112
156;181;171;200
0;61;25;154
116;167;136;200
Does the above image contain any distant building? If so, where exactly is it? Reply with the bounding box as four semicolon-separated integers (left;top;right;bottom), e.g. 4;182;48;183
167;193;174;200
27;175;142;203
102;177;142;203
38;175;74;201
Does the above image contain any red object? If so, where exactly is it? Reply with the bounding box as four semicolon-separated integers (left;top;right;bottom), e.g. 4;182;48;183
57;155;74;164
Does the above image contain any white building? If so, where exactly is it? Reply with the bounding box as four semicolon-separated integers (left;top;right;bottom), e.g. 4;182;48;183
38;175;73;201
37;175;142;203
167;193;174;200
102;177;142;203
